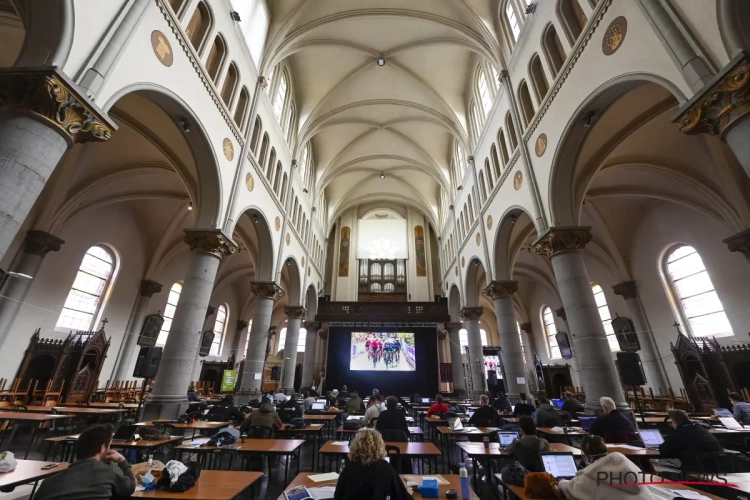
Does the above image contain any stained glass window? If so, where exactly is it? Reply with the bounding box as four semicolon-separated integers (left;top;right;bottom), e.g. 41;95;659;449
210;304;228;356
157;282;182;345
57;246;115;331
542;306;560;359
591;284;619;351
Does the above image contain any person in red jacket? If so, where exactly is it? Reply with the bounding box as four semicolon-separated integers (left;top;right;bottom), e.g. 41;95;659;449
426;395;450;417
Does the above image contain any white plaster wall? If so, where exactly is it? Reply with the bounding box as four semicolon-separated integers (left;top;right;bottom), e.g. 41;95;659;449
64;0;127;80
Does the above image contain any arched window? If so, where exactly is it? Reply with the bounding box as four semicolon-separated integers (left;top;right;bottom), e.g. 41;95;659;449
478;171;487;202
234;86;249;129
274;161;282;193
471;102;483;140
221;62;239;107
169;0;186;16
456;144;467;179
259;133;269;167
205;35;226;83
299;143;309;182
286;104;296;142
542;24;566;77
518;81;535;126
477;68;493;117
250;117;262;153
185;1;211;53
506;113;519;150
558;0;587;45
458;328;488;348
529;55;549;103
542;306;560;359
273;72;288;120
516;322;527;362
498;129;510;164
484;159;494;191
243;319;253;358
491;144;501;179
267;148;276;180
591;284;618;351
157;282;182;345
56;245;116;331
280;173;289;200
468;195;474;221
505;1;522;42
277;326;307;354
663;245;733;338
210;304;228;356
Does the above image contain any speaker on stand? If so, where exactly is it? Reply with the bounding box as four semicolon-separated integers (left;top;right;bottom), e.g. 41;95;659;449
616;351;647;422
134;346;163;421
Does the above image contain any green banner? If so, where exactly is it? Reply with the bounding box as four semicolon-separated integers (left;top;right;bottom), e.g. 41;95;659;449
221;369;238;392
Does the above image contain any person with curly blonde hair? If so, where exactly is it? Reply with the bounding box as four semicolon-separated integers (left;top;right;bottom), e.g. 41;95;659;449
334;429;412;500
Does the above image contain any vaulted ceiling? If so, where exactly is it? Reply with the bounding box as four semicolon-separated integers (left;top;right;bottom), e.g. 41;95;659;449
262;0;504;225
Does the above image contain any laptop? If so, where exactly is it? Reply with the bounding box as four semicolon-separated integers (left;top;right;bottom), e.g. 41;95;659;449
316;399;327;404
421;398;431;404
311;402;325;411
578;416;596;431
712;408;733;418
111;425;138;443
449;416;463;431
639;429;664;448
540;452;578;480
719;417;743;430
467;411;474;419
498;431;518;448
551;399;564;409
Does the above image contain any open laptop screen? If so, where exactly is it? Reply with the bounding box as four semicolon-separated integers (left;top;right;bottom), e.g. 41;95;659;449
639;429;664;447
498;432;517;447
541;452;577;480
579;416;596;431
551;399;564;408
421;398;431;404
311;402;325;410
720;417;743;429
712;408;733;418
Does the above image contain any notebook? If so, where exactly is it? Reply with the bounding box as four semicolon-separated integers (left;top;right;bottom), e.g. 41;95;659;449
712;408;733;418
639;429;664;448
111;425;138;443
540;452;578;480
719;417;743;430
284;485;312;500
498;431;518;447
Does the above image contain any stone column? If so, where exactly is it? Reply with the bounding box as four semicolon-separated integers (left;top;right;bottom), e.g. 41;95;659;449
0;68;114;261
112;280;162;381
300;321;320;392
280;306;306;394
0;230;63;351
674;53;750;177
237;282;283;401
143;229;236;420
445;322;467;398
484;280;527;401
231;320;249;368
554;307;582;388
460;306;486;396
612;281;669;391
534;227;628;414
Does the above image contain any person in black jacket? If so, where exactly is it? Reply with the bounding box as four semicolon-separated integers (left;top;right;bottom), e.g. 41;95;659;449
492;391;513;412
513;392;536;417
589;396;634;443
210;395;247;423
333;429;412;500
659;409;724;473
469;394;500;426
561;391;584;417
277;395;303;423
376;396;410;435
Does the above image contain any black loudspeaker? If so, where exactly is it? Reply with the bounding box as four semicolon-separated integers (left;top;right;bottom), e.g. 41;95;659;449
134;346;163;378
616;351;647;386
271;365;280;381
198;330;215;357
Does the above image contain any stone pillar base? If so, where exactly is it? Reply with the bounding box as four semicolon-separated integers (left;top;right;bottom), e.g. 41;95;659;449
142;398;189;421
235;389;265;405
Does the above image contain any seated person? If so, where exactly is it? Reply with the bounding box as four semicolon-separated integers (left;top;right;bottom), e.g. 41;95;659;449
506;416;550;472
561;391;584;417
302;391;316;411
558;435;648;500
535;395;562;427
729;392;750;425
187;387;203;402
334;429;412;500
363;395;385;427
659;409;724;473
340;384;350;398
210;394;247;422
513;393;536;417
345;391;363;413
35;424;136;500
426;395;450;417
589;396;634;443
239;397;282;436
373;389;385;402
278;394;303;423
376;396;409;435
492;391;512;412
274;389;289;403
469;394;500;426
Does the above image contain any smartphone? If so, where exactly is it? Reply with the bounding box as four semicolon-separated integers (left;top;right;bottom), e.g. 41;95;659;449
41;464;59;470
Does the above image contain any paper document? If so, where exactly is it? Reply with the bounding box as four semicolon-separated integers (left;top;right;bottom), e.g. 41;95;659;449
308;472;339;482
647;486;710;500
332;441;350;446
402;475;450;485
550;427;565;432
307;486;337;499
606;444;644;450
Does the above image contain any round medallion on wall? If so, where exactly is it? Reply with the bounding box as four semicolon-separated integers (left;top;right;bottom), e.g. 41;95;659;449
151;31;173;67
223;138;234;161
285;233;291;246
461;256;466;268
486;215;493;230
602;16;627;55
301;256;306;268
245;173;254;191
535;134;547;157
274;216;281;231
476;233;481;246
513;171;523;191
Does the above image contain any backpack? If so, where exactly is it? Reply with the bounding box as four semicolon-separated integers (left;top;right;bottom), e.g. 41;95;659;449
343;419;364;430
290;417;307;429
448;404;463;414
501;461;530;486
206;431;237;447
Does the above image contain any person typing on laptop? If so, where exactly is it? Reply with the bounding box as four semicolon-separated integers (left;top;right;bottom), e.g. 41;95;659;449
469;394;500;426
658;409;723;473
506;416;549;472
729;392;750;425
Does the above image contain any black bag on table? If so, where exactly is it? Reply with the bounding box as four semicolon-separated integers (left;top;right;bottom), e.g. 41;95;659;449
156;461;201;492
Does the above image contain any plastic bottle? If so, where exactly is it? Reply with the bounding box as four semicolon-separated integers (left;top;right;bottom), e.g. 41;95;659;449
459;462;470;500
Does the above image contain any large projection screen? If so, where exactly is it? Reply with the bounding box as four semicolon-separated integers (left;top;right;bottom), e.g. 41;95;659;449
356;219;408;259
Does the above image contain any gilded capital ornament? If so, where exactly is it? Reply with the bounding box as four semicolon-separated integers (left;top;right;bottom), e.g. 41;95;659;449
249;281;284;300
23;230;64;256
304;321;321;331
258;76;268;88
484;280;518;299
284;306;307;319
460;306;483;321
183;228;237;258
612;281;638;300
533;227;592;258
139;280;163;298
0;68;114;146
674;52;750;139
444;322;463;334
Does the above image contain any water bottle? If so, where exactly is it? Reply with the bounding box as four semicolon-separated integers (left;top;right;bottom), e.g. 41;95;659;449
459;462;470;500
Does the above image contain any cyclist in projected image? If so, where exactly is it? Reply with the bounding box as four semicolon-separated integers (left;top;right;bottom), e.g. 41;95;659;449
351;332;414;371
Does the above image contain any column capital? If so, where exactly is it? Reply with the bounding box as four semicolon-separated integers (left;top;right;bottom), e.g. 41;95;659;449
183;228;237;258
237;320;249;331
520;323;532;334
23;230;64;256
284;306;307;319
533;226;592;258
484;280;518;299
0;67;115;146
139;279;163;298
612;281;639;300
304;321;320;331
673;51;750;140
318;329;328;339
555;307;567;321
723;228;750;259
444;322;463;334
258;76;268;88
437;329;447;340
250;281;284;300
460;306;483;321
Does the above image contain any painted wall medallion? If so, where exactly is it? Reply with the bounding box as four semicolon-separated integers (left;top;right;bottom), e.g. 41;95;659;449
486;215;493;230
285;233;290;246
223;138;234;161
513;171;523;191
274;217;281;231
603;16;627;55
151;31;173;67
535;134;547;157
414;225;426;277
476;233;481;246
338;226;350;277
245;173;254;191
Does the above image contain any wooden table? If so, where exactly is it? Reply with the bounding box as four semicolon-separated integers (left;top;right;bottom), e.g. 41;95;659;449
318;440;441;474
87;402;140;410
276;423;325;470
133;470;263;499
302;414;337;437
19;405;128;415
137;420;231;439
0;412;74;458
335;425;424;441
0;459;68;497
278;472;480;500
45;434;186;462
436;426;500;470
176;439;305;484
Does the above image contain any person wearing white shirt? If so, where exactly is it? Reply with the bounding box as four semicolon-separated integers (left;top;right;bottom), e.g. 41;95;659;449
363;395;384;426
274;390;289;403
